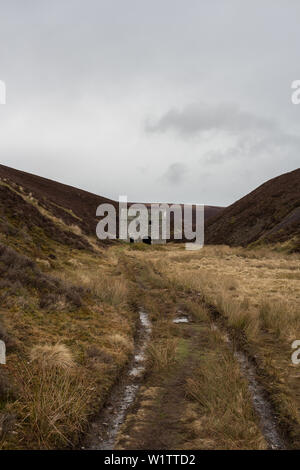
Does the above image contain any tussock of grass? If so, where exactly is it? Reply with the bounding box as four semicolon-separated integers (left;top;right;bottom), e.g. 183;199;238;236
107;334;134;355
30;344;75;370
259;300;300;341
148;338;178;370
14;350;89;449
9;343;116;449
93;277;128;306
181;301;210;323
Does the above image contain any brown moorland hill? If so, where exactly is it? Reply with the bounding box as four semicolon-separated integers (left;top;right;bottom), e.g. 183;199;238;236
0;164;223;245
0;164;117;237
205;168;300;250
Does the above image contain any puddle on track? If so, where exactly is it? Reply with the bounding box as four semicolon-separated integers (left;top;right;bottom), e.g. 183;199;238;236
173;317;189;323
173;309;189;324
84;310;151;450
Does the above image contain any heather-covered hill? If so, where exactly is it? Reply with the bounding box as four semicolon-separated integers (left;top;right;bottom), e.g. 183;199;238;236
205;169;300;251
0;164;117;238
0;164;223;251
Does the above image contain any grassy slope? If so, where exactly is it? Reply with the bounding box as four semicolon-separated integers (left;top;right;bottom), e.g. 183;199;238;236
0;179;137;449
0;242;138;448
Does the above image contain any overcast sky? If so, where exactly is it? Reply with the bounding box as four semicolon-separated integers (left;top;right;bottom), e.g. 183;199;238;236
0;0;299;206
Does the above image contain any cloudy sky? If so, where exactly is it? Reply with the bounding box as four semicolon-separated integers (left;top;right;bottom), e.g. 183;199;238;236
0;0;299;206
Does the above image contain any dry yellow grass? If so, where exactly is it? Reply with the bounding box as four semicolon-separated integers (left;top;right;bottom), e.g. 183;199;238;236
2;242;299;449
131;244;300;447
56;249;129;307
185;348;266;450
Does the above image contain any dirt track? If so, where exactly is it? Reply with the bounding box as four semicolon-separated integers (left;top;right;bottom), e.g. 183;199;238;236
82;253;286;450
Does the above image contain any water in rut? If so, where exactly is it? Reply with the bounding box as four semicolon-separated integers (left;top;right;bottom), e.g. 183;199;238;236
84;310;151;450
211;323;285;449
234;350;285;449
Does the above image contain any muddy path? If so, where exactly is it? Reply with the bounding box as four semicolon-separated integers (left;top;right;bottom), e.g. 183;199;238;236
115;308;286;450
82;250;287;450
83;309;151;450
115;319;213;450
83;300;286;450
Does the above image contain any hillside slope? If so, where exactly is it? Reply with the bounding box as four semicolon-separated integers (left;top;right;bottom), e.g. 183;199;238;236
0;164;117;238
0;166;135;450
205;168;300;250
0;164;223;248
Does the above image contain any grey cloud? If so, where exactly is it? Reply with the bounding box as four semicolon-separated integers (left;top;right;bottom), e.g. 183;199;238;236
147;103;300;173
146;103;278;137
163;163;187;185
203;126;300;165
0;1;299;207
